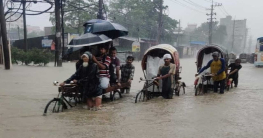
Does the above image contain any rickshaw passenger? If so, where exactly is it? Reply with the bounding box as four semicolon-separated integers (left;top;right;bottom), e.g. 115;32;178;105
59;52;100;110
120;56;135;94
76;50;85;70
92;44;111;109
109;47;121;86
198;52;226;94
156;54;176;99
228;59;242;87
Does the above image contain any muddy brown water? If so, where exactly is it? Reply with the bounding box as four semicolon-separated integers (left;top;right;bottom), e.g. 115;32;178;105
1;58;263;138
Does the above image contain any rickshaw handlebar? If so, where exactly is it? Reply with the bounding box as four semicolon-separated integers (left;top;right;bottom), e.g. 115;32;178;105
139;78;157;83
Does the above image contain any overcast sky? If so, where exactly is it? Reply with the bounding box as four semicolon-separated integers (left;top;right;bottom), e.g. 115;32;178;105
25;0;263;39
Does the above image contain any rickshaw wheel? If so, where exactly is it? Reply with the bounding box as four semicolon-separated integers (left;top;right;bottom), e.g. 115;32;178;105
43;98;67;116
181;85;185;95
112;90;122;101
195;84;201;96
177;83;186;96
226;86;230;91
135;90;146;103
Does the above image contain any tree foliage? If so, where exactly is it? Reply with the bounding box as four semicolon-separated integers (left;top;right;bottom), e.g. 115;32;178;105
49;0;178;44
108;0;178;44
11;47;54;66
49;0;98;34
182;22;227;45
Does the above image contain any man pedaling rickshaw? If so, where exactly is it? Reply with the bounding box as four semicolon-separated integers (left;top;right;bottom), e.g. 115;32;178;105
59;51;101;111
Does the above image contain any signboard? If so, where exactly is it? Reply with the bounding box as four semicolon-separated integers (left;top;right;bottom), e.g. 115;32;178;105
132;41;140;52
42;37;53;47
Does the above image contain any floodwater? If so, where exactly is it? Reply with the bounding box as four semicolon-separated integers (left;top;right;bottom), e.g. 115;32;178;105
1;58;263;138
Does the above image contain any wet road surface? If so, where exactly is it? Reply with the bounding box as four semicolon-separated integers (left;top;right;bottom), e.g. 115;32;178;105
1;58;263;138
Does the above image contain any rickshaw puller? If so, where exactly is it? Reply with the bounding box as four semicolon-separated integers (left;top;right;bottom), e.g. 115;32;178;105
156;54;176;99
198;52;226;94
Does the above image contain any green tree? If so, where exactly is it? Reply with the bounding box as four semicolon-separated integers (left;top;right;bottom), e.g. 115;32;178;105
108;0;178;44
49;0;98;34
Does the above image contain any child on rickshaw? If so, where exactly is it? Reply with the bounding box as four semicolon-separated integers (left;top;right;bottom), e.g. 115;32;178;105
228;59;242;87
109;47;121;86
120;56;135;94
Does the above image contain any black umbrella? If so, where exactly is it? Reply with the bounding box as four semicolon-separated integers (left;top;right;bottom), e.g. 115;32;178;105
65;33;112;55
83;19;128;39
84;19;107;24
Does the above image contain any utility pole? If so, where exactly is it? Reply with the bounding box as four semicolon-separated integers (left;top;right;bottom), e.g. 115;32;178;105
0;0;11;69
137;27;140;42
231;19;236;52
61;0;65;57
55;0;62;67
77;0;81;35
17;26;20;39
97;0;103;19
22;0;27;52
157;0;163;44
0;22;2;65
177;20;181;47
206;0;221;45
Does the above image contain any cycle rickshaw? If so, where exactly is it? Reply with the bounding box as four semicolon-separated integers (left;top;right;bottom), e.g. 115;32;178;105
194;45;230;96
135;44;185;103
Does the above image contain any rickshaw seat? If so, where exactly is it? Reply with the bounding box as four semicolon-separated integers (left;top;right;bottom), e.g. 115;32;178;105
103;82;130;93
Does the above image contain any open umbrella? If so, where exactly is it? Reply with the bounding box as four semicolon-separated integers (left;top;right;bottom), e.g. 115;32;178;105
83;19;128;39
84;19;107;24
65;33;112;55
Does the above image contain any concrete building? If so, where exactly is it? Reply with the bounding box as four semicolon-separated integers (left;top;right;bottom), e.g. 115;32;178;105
185;24;197;33
27;25;41;33
44;27;53;36
220;16;247;53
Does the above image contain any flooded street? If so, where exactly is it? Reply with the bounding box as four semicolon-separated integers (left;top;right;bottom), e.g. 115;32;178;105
1;58;263;138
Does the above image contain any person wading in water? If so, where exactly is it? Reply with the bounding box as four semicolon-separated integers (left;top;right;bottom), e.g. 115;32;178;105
156;54;176;99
